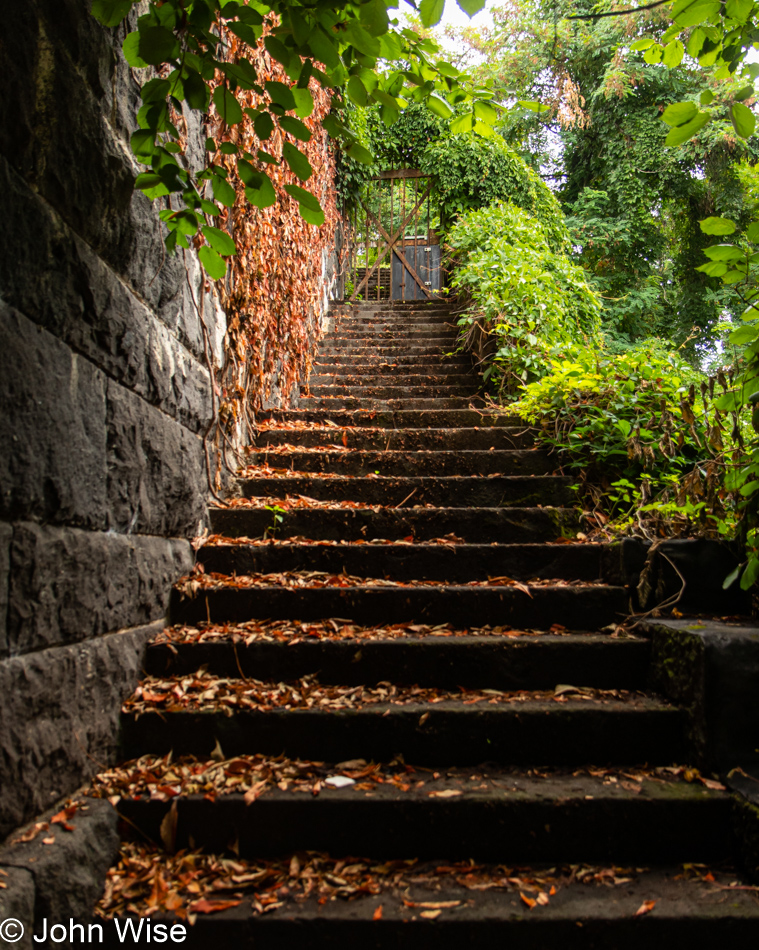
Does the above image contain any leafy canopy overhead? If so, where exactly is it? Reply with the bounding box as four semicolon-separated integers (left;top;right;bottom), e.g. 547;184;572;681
92;0;498;278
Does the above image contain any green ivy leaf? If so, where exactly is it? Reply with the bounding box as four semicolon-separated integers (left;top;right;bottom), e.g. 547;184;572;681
299;204;326;226
265;81;296;111
700;217;737;235
212;175;237;207
420;0;445;26
279;115;312;142
198;245;227;280
201;225;236;256
130;129;158;159
244;172;277;208
731;101;756;138
284;183;322;213
283;141;313;181
664;111;710;145
137;26;180;65
123;32;149;68
91;0;133;26
661;102;698;126
347;75;369;107
347;143;374;164
254;112;275;140
134;171;170;199
292;88;314;118
212;86;243;125
456;0;487;14
662;39;684;68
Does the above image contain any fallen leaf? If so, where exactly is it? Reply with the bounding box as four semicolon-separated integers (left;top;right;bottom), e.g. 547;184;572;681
520;893;536;909
189;899;242;914
373;904;383;920
160;801;178;854
634;899;656;917
420;910;441;919
428;789;462;799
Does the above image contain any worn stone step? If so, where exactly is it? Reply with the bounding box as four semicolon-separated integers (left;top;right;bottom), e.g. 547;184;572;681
245;448;551;477
309;373;477;387
209;507;576;544
312;362;472;376
255;428;535;451
237;474;574;506
260;409;519;428
119;695;683;765
306;385;479;399
169;582;627;629
297;397;480;410
324;326;458;339
314;354;471;367
95;867;759;949
317;345;459;358
145;633;649;689
115;769;729;864
198;540;596;582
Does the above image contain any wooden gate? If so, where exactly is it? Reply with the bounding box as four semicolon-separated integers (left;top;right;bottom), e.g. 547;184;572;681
346;169;442;302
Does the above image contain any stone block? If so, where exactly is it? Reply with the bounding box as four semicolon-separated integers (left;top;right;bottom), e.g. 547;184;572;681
0;865;34;950
106;381;208;538
1;799;119;937
0;625;161;838
7;523;193;656
0;522;11;658
0;305;107;528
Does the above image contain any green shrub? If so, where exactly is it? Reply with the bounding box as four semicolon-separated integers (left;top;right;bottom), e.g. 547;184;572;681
513;343;732;535
421;134;569;250
447;203;602;393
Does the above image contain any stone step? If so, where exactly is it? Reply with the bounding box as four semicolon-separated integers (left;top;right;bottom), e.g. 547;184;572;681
197;539;596;582
145;632;649;689
314;355;472;367
306;384;480;399
244;448;552;477
96;866;759;948
309;373;477;387
208;507;577;544
313;361;472;375
297;397;481;409
169;581;627;630
255;427;535;450
237;474;574;506
317;345;459;358
119;694;683;765
324;325;458;339
260;409;518;428
114;769;729;864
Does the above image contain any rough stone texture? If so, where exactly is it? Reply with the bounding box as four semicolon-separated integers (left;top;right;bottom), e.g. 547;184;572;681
7;524;192;657
0;522;12;657
1;800;119;947
0;864;34;950
647;618;759;771
0;305;107;529
0;161;213;433
0;625;161;838
106;382;208;538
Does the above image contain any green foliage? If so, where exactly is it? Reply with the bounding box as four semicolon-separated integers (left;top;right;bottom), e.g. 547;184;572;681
447;203;601;392
420;134;569;248
91;0;499;279
513;344;737;539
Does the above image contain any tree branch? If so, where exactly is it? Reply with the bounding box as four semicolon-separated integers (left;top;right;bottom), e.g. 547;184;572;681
567;0;671;20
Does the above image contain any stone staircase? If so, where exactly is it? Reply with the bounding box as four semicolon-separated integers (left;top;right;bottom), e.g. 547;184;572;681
95;300;759;945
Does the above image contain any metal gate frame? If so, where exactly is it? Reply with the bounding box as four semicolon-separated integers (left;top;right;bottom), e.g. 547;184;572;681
347;169;441;302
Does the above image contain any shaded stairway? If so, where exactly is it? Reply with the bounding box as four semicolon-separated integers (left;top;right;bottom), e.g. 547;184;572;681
95;300;759;944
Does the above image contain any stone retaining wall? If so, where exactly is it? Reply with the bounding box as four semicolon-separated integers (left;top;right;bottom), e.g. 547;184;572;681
0;0;224;838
